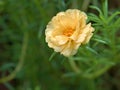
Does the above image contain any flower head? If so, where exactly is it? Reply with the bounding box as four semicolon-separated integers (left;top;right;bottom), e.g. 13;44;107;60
45;9;94;57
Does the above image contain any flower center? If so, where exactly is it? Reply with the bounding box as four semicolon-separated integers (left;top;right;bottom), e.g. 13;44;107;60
63;28;74;37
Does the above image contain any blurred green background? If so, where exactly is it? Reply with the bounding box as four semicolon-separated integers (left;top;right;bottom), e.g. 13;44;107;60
0;0;120;90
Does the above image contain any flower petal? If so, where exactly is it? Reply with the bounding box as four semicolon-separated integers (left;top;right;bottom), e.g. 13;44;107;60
82;26;94;44
55;35;68;45
61;41;80;57
61;41;73;56
48;41;65;52
76;23;93;43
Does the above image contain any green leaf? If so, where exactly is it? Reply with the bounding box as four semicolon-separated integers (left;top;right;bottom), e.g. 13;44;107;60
62;72;78;77
102;0;108;18
88;13;102;23
114;17;120;25
70;57;87;61
49;52;57;61
38;22;45;39
89;5;106;24
86;46;98;55
99;14;107;24
109;17;120;29
89;5;102;15
108;12;120;22
92;38;108;44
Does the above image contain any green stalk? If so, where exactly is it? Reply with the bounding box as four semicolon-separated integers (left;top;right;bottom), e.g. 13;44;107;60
68;57;81;74
79;78;96;90
71;0;78;8
0;32;28;83
81;0;91;11
83;65;113;79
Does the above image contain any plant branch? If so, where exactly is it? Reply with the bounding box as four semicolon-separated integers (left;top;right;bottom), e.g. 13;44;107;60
81;0;91;11
0;32;28;83
68;57;81;74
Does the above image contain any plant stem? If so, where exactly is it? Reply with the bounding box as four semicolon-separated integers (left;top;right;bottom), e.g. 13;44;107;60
83;65;113;79
71;0;78;8
0;32;28;83
79;78;96;90
81;0;91;11
68;57;81;74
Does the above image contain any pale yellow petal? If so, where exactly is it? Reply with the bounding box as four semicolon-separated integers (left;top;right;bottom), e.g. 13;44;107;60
48;41;65;52
83;33;93;44
61;41;73;56
76;23;92;43
82;27;94;44
61;41;80;57
76;33;86;43
55;35;68;45
70;12;87;41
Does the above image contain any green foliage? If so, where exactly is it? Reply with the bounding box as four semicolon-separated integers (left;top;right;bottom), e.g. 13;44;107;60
67;0;120;80
0;0;120;90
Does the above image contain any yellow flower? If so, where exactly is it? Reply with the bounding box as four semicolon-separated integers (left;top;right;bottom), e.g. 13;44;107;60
45;9;94;57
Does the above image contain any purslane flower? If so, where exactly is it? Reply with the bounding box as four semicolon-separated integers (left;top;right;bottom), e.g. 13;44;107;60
45;9;94;57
